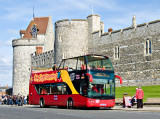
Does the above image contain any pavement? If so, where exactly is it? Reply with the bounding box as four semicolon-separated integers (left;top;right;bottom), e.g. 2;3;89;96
0;104;160;112
113;105;160;112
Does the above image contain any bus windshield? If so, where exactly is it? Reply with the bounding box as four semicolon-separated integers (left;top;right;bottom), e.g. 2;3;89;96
86;55;113;71
86;55;115;99
88;81;115;99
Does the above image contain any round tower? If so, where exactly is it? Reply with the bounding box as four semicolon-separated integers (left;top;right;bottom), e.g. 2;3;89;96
12;40;38;96
55;19;88;65
87;14;101;53
12;16;54;96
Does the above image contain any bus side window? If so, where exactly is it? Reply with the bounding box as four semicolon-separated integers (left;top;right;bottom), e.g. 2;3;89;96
63;84;67;94
34;85;40;94
57;84;62;94
51;85;58;94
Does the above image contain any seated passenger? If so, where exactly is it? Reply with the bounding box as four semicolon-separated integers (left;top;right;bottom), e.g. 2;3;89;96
41;88;47;94
81;64;86;70
83;85;87;95
102;66;106;70
99;85;104;94
64;67;68;70
92;85;98;93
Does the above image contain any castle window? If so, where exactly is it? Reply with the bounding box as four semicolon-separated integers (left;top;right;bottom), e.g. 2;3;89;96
63;53;66;59
58;35;62;42
145;39;152;55
36;61;38;66
114;46;120;59
44;59;45;65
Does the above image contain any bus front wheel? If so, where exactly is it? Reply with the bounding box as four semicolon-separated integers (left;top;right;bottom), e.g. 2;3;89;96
40;98;45;108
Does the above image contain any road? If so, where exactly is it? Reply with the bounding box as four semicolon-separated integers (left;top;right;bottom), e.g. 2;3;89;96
0;105;160;119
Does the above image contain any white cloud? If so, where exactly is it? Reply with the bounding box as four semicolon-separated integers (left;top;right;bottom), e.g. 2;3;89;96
0;56;12;67
5;39;12;46
7;29;19;35
0;37;14;46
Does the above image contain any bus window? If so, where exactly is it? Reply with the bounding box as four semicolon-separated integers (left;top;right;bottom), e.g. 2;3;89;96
50;83;62;94
77;57;86;70
39;84;50;94
86;55;113;71
62;84;67;94
35;85;40;94
63;58;77;71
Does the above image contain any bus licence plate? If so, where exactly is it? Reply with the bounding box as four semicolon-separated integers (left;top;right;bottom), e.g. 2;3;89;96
100;104;106;106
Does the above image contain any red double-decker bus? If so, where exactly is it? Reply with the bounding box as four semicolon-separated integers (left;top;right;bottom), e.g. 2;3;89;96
29;54;122;108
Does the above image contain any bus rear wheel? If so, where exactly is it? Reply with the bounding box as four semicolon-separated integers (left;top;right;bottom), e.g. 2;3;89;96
67;99;73;109
40;98;45;108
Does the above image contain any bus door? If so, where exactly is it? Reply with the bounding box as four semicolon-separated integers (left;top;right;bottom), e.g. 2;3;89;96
29;84;35;103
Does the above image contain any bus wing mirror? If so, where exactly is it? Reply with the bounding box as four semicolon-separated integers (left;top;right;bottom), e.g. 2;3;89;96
115;75;122;84
57;72;61;79
86;73;93;82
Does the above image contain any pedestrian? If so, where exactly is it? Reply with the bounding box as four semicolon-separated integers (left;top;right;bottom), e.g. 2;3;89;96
136;86;144;108
23;96;27;105
131;88;138;107
0;95;2;105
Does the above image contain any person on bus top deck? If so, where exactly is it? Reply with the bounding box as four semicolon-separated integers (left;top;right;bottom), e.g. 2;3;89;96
52;64;57;71
81;64;86;70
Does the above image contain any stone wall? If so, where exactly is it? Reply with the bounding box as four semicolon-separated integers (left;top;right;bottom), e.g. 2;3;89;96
89;19;160;87
31;50;54;68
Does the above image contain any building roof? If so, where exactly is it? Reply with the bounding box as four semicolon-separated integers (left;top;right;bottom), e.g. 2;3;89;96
23;17;49;38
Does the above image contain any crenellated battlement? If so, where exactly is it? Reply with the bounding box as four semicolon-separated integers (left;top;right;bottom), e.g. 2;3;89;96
12;38;44;47
55;19;87;25
94;19;160;39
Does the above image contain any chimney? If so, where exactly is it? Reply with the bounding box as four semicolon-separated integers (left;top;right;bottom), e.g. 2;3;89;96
20;30;26;38
132;15;137;28
36;46;43;55
108;28;113;32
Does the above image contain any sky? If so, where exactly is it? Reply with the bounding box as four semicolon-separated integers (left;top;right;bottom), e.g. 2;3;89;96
0;0;160;87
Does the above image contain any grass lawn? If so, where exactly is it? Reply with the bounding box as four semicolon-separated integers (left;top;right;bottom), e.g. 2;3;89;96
115;85;160;102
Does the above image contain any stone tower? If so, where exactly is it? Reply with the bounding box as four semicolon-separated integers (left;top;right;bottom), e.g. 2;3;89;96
54;14;104;65
55;19;88;65
12;16;54;96
87;14;104;54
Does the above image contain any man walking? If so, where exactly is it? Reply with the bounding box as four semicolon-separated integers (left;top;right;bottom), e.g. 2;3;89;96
136;86;144;108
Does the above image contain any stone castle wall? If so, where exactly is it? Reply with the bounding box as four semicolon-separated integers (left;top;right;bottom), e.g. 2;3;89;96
89;20;160;86
31;50;54;68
